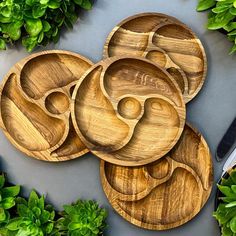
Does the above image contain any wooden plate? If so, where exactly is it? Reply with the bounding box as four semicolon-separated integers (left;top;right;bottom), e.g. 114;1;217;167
0;50;93;161
72;56;186;166
100;123;213;230
104;13;207;103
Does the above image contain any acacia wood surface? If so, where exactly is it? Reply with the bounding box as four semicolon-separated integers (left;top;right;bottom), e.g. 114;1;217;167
104;13;207;103
72;56;186;166
0;50;93;161
100;123;213;230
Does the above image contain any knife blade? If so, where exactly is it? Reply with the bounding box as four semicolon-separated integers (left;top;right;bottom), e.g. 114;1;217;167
222;146;236;176
216;117;236;162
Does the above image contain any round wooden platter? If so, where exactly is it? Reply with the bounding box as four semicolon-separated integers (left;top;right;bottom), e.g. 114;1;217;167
100;123;213;230
0;50;93;162
72;56;186;166
103;13;207;103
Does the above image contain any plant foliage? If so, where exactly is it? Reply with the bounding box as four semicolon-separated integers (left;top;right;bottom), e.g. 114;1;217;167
197;0;236;54
0;174;107;236
54;200;107;236
214;169;236;236
0;0;93;52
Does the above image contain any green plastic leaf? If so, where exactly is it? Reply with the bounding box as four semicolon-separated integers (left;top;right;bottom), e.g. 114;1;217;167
197;0;216;11
0;39;6;50
2;185;20;198
25;19;43;37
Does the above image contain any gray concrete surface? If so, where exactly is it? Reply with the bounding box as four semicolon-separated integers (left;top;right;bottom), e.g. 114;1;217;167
0;0;234;235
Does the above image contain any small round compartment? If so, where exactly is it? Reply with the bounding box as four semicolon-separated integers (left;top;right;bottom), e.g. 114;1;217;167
117;97;142;119
45;92;69;115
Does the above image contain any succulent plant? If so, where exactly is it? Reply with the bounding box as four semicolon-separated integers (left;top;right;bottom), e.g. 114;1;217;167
6;190;55;236
0;174;20;227
54;200;107;236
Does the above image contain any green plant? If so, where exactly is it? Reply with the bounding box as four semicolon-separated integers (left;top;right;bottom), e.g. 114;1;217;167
54;200;107;236
0;174;20;227
6;190;55;236
197;0;236;54
214;169;236;236
0;0;93;52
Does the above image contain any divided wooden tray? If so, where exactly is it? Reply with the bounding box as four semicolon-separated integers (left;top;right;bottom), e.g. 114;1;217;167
0;50;93;161
72;56;186;166
100;124;213;230
104;13;207;103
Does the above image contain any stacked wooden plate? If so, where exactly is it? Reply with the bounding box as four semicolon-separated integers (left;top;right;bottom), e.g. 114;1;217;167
0;13;213;231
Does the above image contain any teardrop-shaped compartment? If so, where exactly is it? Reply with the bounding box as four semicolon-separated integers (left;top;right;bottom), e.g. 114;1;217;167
1;74;65;151
73;66;129;152
104;162;148;195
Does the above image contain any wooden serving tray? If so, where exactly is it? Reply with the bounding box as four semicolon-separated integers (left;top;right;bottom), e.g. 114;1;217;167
72;56;186;166
100;124;213;230
104;13;207;103
0;50;93;161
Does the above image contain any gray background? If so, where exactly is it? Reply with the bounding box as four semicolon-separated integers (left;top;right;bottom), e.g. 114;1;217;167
0;0;234;235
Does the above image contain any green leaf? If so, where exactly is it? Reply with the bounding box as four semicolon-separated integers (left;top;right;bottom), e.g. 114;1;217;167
2;197;15;210
226;201;236;208
0;208;6;222
25;19;43;37
38;31;44;43
80;0;92;10
231;216;236;233
7;218;21;231
229;44;236;54
45;222;54;234
48;0;61;9
0;175;5;189
208;11;235;30
32;5;46;18
17;204;30;217
40;0;49;4
218;185;236;197
230;7;236;15
0;39;6;50
197;0;216;11
224;22;236;31
2;185;20;198
42;21;51;32
212;5;230;13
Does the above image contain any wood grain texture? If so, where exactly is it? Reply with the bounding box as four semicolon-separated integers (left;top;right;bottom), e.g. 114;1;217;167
0;50;93;162
103;13;207;103
100;123;213;230
72;56;186;166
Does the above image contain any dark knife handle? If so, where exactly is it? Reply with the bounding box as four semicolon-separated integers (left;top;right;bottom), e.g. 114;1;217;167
216;118;236;162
